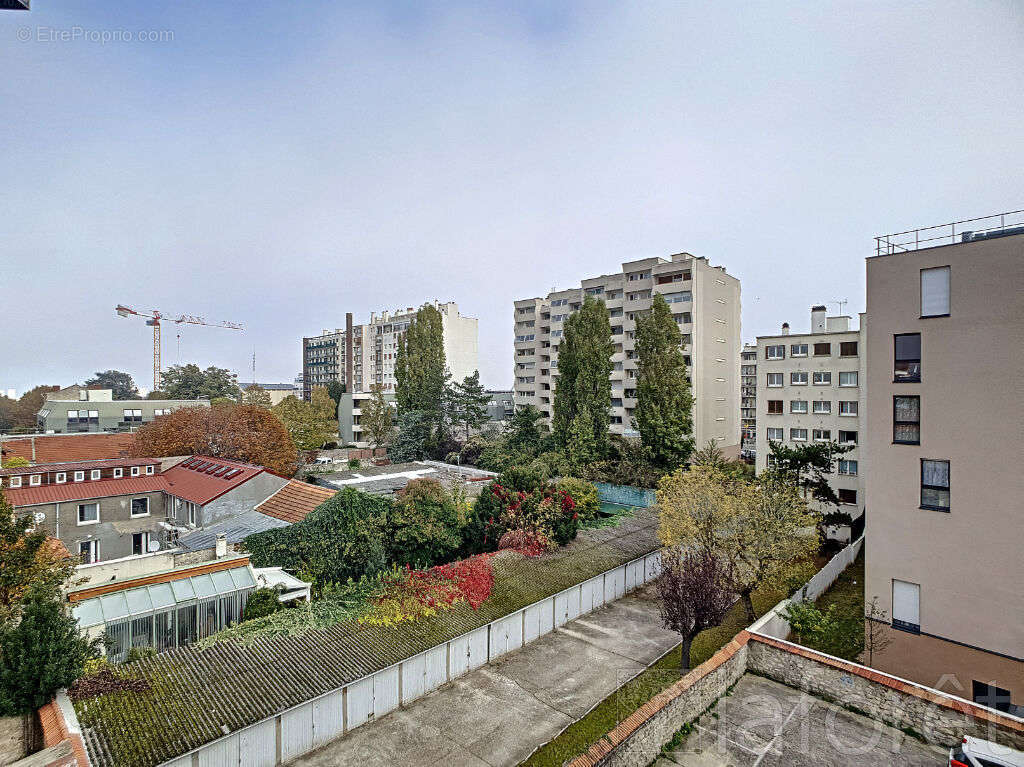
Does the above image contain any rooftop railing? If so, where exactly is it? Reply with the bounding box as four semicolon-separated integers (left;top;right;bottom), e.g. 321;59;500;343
875;209;1024;256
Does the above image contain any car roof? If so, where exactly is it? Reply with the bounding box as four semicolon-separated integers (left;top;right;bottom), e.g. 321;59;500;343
964;736;1024;767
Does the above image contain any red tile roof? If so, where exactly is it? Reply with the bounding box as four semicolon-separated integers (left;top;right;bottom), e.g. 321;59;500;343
255;480;336;523
0;433;134;464
0;457;160;477
162;456;267;506
5;476;170;507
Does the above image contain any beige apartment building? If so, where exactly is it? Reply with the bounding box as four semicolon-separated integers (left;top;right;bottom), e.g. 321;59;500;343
740;344;757;459
303;301;478;399
755;307;866;536
864;218;1024;714
513;253;741;454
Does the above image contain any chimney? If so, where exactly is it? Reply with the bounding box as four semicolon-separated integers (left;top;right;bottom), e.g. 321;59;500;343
215;533;227;559
781;322;790;336
810;305;827;333
345;312;354;393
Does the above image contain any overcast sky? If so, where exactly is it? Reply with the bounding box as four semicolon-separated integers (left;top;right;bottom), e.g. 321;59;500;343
1;0;1021;396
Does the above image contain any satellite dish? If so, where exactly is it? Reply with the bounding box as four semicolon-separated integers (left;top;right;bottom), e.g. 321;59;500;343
33;512;46;524
148;540;161;552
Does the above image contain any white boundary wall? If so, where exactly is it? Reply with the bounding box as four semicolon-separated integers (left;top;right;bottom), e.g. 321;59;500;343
155;550;664;767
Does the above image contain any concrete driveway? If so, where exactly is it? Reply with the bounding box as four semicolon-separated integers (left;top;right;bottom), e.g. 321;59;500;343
290;587;679;767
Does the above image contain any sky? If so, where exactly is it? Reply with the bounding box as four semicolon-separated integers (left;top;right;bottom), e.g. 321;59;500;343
1;0;1022;396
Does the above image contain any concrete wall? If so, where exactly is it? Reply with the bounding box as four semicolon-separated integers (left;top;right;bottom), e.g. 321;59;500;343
201;473;289;527
0;714;28;764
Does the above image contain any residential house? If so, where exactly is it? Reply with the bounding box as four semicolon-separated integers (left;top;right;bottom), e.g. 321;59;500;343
37;386;209;433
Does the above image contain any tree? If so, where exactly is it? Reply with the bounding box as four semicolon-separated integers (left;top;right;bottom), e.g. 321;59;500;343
566;407;599;470
781;600;863;660
241;588;283;621
390;410;432;463
310;386;338;440
130;403;299;475
506;405;544;454
552;295;613;457
361;385;394;450
634;294;694;468
273;395;333;451
449;371;490;440
4;386;61;432
394;304;448;422
767;440;853;508
85;370;140;400
657;549;734;672
0;457;29;469
390;478;464;567
691;439;727;471
242;385;273;408
160;364;241;401
0;396;19;432
146;390;169;400
864;596;893;666
326;381;346;409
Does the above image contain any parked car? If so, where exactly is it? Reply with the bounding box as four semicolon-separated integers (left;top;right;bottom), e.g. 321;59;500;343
950;736;1024;767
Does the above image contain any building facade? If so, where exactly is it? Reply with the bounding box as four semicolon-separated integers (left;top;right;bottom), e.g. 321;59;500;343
513;253;741;454
37;386;209;433
302;302;479;400
740;344;757;459
755;307;866;534
864;221;1023;713
337;391;396;447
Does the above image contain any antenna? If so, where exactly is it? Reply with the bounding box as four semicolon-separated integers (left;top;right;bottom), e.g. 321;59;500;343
832;299;848;316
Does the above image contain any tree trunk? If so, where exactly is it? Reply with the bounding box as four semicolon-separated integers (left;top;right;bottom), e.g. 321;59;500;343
741;589;756;624
680;635;693;674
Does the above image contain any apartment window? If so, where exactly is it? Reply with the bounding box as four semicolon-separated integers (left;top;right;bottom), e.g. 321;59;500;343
131;497;150;517
767;400;783;415
29;474;41;486
765;345;785;360
921;265;950;317
74;471;85;482
812;400;831;414
90;469;101;480
113;468;123;478
921;459;950;511
839;371;858;387
79;390;88;401
812;371;831;385
132;532;151;556
78;503;100;525
892;580;920;633
790;343;808;357
55;472;66;484
790;428;808;442
790;400;808;414
839;341;858;357
812;429;831;442
837;488;857;505
146;465;155;475
894;333;921;382
813;342;831;356
78;540;99;565
972;682;1013;714
766;373;783;388
123;409;143;423
766;427;784;441
838;430;858;445
790;372;808;386
838;459;858;476
131;466;141;477
8;476;22;488
894;396;921;444
839;401;858;417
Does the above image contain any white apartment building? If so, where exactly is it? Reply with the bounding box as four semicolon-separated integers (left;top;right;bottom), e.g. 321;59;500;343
740;344;757;459
303;301;478;400
755;306;866;534
513;253;741;455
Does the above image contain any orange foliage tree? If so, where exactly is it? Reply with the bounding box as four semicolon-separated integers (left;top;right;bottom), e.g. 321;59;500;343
129;404;299;475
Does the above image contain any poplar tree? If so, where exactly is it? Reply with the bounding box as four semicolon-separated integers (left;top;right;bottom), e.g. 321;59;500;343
394;304;448;422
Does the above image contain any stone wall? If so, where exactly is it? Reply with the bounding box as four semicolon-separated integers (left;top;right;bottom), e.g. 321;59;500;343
0;714;28;764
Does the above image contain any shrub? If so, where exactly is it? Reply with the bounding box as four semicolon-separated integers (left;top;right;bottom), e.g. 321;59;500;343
557;477;600;522
243;588;284;621
781;600;862;660
348;458;360;469
390;478;465;568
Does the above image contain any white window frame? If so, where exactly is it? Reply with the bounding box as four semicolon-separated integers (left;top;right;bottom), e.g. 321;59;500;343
812;401;831;414
55;472;67;484
132;531;151;556
73;471;85;482
766;373;783;388
892;580;920;632
838;459;858;476
77;502;100;526
130;497;150;518
839;401;858;417
791;428;808;442
78;539;99;564
765;345;785;360
29;474;42;486
921;266;950;317
790;400;808;414
113;467;123;478
90;469;101;480
9;476;22;488
812;371;831;385
790;343;808;357
812;429;831;442
766;427;784;441
838;430;858;445
790;372;808;386
131;466;141;477
145;465;155;475
839;371;858;387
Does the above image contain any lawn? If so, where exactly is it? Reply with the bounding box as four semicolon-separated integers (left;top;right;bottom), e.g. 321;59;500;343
815;549;864;617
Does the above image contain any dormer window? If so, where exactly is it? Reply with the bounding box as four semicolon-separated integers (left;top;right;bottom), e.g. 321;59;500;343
29;475;42;486
55;472;67;484
145;465;155;475
9;476;22;488
131;466;141;477
113;468;123;478
74;471;85;482
90;470;101;480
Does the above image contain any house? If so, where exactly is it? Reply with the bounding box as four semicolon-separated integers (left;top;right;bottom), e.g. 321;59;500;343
0;432;134;465
36;386;209;433
162;456;289;531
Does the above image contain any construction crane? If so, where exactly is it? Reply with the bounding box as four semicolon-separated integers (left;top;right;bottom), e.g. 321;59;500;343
115;305;243;392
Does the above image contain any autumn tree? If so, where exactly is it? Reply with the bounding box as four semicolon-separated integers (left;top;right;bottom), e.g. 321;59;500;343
3;386;60;432
272;395;333;451
161;363;241;401
130;403;299;474
657;549;734;672
85;370;140;400
361;384;394;449
449;371;490;440
310;386;338;440
242;385;273;408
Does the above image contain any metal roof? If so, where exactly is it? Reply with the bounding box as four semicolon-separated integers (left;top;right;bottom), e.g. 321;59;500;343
176;510;290;551
163;456;267;505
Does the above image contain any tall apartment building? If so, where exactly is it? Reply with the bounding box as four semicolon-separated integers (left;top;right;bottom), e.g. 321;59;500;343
740;344;757;459
755;307;866;534
303;302;478;400
864;216;1023;713
513;253;741;454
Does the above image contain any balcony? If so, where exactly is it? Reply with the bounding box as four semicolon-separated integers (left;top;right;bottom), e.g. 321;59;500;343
875;208;1024;255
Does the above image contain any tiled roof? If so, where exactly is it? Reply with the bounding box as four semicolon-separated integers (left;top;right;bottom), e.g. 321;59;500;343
0;457;160;477
254;480;336;523
162;456;266;506
0;433;134;464
5;476;170;507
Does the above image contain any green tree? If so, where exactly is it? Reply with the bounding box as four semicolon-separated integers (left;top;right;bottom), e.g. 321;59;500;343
767;440;853;507
450;371;490;440
310;386;339;441
242;384;273;408
394;304;448;422
506;405;545;453
634;294;694;468
161;364;241;400
390;478;464;567
566;407;599;470
326;381;346;409
0;490;73;620
361;385;394;449
242;588;283;621
390;410;432;462
273;395;332;451
552;295;613;457
145;390;169;400
85;370;140;400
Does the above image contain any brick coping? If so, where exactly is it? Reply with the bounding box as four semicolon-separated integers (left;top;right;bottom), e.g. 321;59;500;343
39;699;88;766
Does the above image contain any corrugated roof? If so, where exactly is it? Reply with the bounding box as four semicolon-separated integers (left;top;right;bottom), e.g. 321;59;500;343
177;511;290;551
5;476;170;507
73;509;661;767
0;457;160;477
0;433;134;464
254;480;336;524
162;456;266;506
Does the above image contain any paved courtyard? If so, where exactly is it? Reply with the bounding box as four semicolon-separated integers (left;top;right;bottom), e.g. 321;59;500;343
292;586;679;767
655;674;947;767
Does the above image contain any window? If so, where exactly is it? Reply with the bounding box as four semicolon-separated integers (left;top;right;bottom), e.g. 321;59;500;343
790;372;808;386
74;471;85;482
131;497;150;517
55;472;66;484
812;371;832;385
767;400;783;415
790;400;808;414
790;343;808;357
921;265;950;317
837;488;857;505
892;580;920;633
79;390;88;401
131;466;141;477
839;371;858;387
8;476;22;488
838;459;858;475
90;469;101;480
78;503;99;525
894;396;920;444
921;459;950;511
123;408;143;423
839;401;858;416
972;681;1013;714
838;430;858;445
78;540;99;564
813;429;831;442
146;465;155;475
894;333;921;382
765;345;785;360
766;373;783;387
766;428;784;441
132;532;151;556
812;400;831;414
813;342;831;356
113;468;123;478
29;474;41;486
839;341;858;357
790;428;808;442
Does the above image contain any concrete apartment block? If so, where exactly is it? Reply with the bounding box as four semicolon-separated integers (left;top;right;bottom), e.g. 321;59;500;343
303;301;479;400
513;253;741;455
864;225;1024;713
740;343;757;459
755;307;866;535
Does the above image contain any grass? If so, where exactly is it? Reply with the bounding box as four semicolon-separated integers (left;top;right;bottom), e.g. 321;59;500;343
583;502;637;529
518;582;792;767
815;550;864;616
